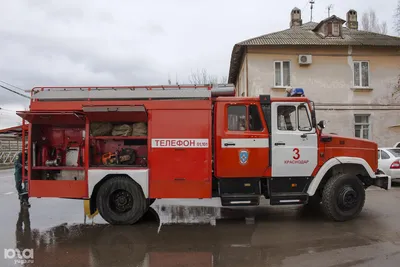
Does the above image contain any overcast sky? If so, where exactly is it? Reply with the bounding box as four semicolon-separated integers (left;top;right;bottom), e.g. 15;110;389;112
0;0;398;128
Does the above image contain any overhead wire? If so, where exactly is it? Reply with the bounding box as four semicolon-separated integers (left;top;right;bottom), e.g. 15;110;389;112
0;80;26;92
0;85;30;99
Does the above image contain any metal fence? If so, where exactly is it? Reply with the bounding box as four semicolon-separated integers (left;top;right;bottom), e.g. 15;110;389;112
0;139;23;166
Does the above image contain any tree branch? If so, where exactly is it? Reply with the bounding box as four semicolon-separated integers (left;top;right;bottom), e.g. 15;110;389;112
361;9;388;34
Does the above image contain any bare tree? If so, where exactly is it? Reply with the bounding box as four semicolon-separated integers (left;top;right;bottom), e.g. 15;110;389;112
361;9;388;34
395;0;400;35
188;69;228;85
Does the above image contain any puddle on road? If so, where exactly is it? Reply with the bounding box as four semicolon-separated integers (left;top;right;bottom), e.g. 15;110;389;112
6;202;395;267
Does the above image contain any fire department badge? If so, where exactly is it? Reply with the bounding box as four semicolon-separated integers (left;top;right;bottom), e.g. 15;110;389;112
239;150;249;165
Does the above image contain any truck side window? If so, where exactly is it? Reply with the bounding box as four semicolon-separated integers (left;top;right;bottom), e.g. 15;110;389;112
298;105;312;131
277;105;296;131
248;105;263;131
228;105;247;131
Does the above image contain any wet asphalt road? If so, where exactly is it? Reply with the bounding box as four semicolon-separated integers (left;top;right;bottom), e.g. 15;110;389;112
1;169;400;267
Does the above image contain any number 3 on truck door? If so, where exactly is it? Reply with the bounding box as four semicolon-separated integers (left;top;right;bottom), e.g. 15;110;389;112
293;148;300;160
271;102;318;177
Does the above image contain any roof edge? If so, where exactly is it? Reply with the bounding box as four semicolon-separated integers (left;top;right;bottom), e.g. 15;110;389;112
228;44;245;84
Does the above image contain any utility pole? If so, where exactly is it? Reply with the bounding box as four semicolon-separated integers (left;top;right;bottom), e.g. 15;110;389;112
327;4;334;17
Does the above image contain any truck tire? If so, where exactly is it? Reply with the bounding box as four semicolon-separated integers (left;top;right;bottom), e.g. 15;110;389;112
96;176;147;225
321;173;365;222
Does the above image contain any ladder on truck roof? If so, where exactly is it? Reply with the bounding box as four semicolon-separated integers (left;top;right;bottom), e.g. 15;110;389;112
28;84;236;101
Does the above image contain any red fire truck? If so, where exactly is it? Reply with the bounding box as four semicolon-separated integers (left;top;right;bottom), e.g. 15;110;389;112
17;85;390;225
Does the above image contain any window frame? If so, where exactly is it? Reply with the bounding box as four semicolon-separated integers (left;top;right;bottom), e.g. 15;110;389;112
275;104;316;132
226;104;264;132
327;22;333;36
353;61;370;88
273;60;291;88
381;150;391;160
332;22;340;36
277;104;297;131
388;149;400;158
354;114;371;139
248;104;264;132
227;105;247;132
297;104;313;132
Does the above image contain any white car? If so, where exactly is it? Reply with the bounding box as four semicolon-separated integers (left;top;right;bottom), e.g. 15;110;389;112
378;147;400;181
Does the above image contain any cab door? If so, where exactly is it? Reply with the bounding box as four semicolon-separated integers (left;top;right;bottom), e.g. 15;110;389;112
271;102;318;177
215;103;270;178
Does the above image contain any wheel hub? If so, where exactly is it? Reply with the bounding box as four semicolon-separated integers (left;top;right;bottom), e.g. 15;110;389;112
338;185;358;210
110;189;133;213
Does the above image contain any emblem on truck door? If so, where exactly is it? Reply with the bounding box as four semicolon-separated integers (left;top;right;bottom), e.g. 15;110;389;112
239;150;249;165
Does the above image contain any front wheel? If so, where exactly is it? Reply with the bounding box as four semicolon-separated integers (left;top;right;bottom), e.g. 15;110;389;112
321;173;366;222
96;176;147;225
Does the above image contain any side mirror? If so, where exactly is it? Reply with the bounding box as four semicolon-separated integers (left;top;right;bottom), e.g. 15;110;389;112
318;120;326;129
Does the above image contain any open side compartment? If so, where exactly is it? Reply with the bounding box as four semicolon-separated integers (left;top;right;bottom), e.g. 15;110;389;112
17;111;88;198
84;105;149;169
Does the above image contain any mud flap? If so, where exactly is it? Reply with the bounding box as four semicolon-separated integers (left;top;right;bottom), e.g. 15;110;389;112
84;199;99;219
372;174;391;190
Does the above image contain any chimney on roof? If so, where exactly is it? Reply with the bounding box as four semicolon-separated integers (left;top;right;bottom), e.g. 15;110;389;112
346;9;358;30
290;7;302;28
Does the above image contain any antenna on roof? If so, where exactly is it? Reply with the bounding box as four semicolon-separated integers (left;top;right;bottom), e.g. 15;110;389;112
309;0;315;21
327;4;334;17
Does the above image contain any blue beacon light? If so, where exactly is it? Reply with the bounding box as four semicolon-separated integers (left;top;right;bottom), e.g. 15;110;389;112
288;88;305;97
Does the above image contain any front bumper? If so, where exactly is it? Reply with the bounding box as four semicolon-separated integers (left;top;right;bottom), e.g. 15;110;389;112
372;174;391;190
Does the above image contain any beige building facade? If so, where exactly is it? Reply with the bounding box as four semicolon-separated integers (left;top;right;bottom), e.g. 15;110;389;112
228;8;400;147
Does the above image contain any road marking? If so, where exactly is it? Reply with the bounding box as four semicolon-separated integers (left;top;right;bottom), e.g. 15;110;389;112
4;192;14;195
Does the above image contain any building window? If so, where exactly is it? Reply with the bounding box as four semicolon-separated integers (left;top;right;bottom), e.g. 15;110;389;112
354;114;370;139
326;22;341;37
274;61;291;87
354;61;369;87
333;23;340;36
327;22;333;35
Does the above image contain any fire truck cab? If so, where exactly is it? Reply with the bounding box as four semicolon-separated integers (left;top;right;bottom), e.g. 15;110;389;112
17;85;390;225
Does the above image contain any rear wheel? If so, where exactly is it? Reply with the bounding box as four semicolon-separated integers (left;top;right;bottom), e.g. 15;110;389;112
321;173;365;222
96;176;147;225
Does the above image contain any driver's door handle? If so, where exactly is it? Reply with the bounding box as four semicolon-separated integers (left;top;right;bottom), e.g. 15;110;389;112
274;142;286;146
224;142;235;147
